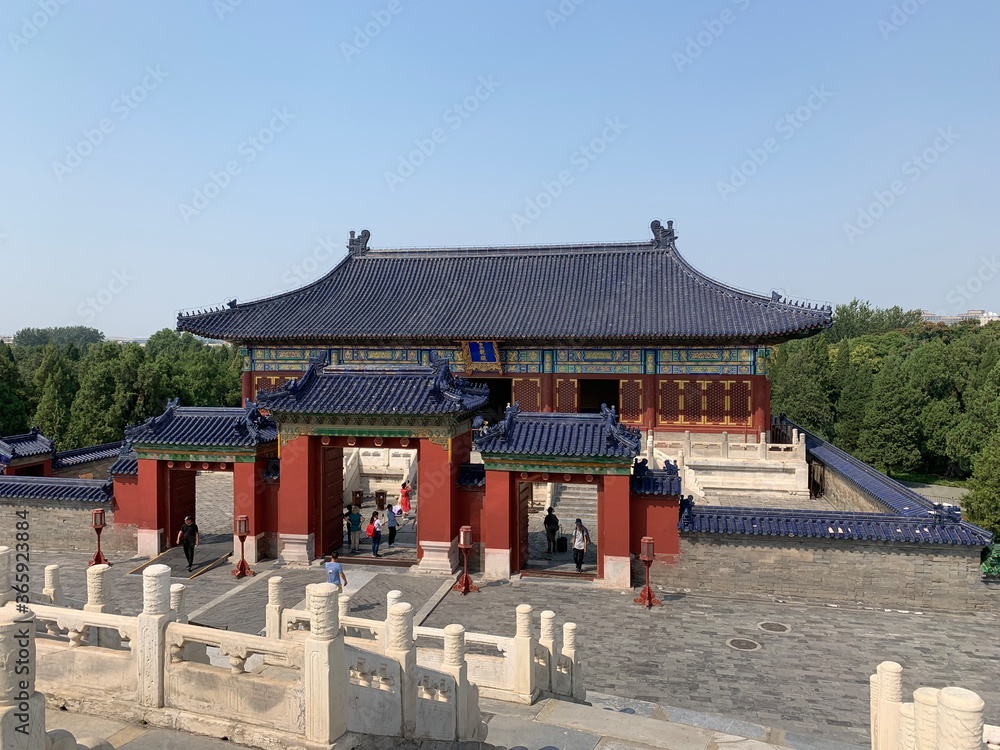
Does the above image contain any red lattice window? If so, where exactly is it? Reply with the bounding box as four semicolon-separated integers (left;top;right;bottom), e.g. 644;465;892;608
705;381;727;424
683;381;703;423
555;379;577;412
620;379;643;423
513;378;541;411
730;380;752;425
658;380;680;423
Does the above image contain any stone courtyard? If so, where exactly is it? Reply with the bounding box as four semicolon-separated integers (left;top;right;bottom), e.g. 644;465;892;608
22;546;999;748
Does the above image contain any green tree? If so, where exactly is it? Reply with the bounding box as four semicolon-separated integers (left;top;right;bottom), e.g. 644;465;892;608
13;326;104;348
827;299;921;343
30;345;78;446
834;357;873;454
769;335;834;438
964;435;1000;537
0;342;29;435
858;354;925;475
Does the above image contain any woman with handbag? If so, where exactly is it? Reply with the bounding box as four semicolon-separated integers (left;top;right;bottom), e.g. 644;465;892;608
368;511;383;558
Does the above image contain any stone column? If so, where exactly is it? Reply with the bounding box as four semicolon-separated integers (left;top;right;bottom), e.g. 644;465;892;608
136;564;173;708
440;624;480;742
0;609;45;750
562;622;585;701
511;604;536;704
303;583;347;745
913;687;940;750
899;702;917;750
42;566;62;607
84;565;119;648
758;432;767;460
876;661;903;750
265;576;283;639
0;547;11;606
683;431;692;458
720;432;729;459
538;610;556;694
936;687;984;750
384;602;416;737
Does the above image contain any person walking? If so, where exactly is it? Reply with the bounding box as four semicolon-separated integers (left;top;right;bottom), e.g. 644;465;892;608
543;507;560;554
386;503;398;547
324;551;348;593
369;511;383;557
348;504;363;552
399;481;411;515
176;515;200;572
571;518;590;573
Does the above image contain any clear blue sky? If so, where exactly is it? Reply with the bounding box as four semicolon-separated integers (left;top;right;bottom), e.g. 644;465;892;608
2;1;998;337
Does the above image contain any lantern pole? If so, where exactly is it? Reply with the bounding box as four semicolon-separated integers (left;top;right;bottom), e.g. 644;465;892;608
89;508;110;567
634;535;661;609
453;524;478;595
232;514;255;579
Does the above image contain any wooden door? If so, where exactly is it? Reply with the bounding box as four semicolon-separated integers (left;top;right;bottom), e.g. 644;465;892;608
317;447;344;555
517;481;531;569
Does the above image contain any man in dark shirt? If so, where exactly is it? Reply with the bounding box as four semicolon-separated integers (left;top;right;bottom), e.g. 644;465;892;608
176;516;199;571
543;507;559;554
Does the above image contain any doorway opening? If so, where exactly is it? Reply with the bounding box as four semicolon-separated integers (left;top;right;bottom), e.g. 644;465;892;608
578;378;619;414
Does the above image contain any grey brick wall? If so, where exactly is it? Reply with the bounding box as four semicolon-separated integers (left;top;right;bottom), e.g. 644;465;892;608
0;500;137;553
640;534;996;613
820;463;891;513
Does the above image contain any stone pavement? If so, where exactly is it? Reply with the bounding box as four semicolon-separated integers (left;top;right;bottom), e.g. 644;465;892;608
422;579;1000;746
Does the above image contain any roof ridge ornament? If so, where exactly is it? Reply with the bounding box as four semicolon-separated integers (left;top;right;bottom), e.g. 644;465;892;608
601;403;642;453
650;219;676;249
348;229;371;255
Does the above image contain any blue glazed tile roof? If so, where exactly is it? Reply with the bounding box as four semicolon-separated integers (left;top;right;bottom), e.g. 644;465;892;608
177;221;832;344
631;471;683;496
475;404;641;460
0;476;113;503
679;507;992;547
109;450;138;476
125;399;278;448
457;463;486;489
0;428;54;465
53;441;124;469
258;360;489;417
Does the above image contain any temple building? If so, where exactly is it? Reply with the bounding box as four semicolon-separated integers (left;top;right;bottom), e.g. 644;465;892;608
178;220;833;436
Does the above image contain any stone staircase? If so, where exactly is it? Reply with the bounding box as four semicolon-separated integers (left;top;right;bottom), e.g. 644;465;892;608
550;483;598;540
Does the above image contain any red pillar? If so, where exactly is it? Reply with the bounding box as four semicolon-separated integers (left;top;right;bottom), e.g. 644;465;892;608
136;459;169;558
541;373;555;413
234;457;269;563
753;375;772;436
241;370;254;404
415;437;461;573
277;435;317;562
483;469;514;579
599;474;632;587
643;375;657;431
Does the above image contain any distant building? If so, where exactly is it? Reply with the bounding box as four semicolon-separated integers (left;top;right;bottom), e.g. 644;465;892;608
921;309;1000;326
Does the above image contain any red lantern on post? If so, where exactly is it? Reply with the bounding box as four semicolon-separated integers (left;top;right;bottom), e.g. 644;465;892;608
633;536;661;609
89;508;110;566
232;514;255;579
453;525;478;596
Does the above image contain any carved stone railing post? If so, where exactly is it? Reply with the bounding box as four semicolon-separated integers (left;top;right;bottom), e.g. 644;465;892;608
0;547;11;606
265;575;283;638
338;594;351;630
720;431;730;459
899;702;916;750
914;687;940;750
85;564;119;648
937;687;984;750
382;589;403;654
758;432;768;459
512;604;536;704
871;673;880;750
385;602;416;737
136;564;173;708
877;661;903;750
304;582;347;745
562;622;585;701
440;624;481;742
0;608;44;749
170;584;187;624
683;431;692;458
42;565;62;607
538;610;556;693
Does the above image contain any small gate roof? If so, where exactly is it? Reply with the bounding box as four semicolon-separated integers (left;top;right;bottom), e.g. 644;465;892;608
124;399;278;448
